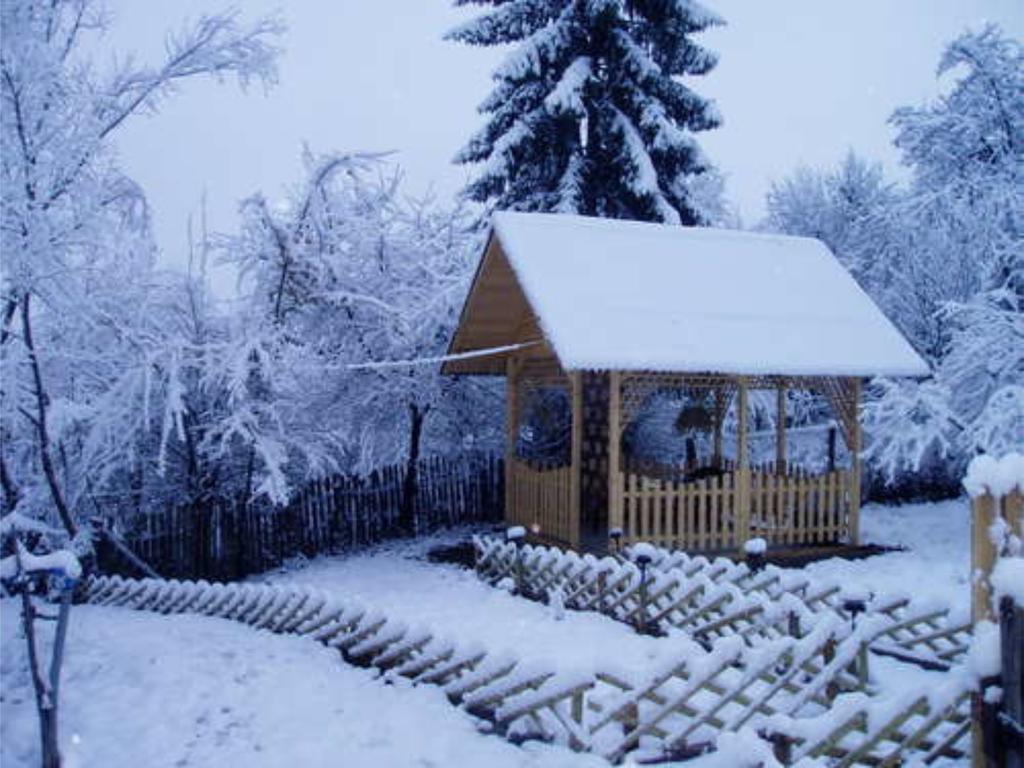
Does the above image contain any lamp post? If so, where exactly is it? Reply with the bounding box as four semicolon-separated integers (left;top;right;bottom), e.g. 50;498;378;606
744;537;767;573
609;527;623;555
633;547;654;634
507;525;526;595
842;592;870;690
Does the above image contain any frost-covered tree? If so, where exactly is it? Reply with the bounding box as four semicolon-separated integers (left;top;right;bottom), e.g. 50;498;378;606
448;0;723;224
764;152;894;273
0;0;282;528
221;153;502;528
767;26;1022;492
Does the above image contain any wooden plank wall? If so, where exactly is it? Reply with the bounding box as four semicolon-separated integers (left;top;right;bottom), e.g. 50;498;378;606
97;454;504;582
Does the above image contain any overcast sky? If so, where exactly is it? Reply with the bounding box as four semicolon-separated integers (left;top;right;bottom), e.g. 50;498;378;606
107;0;1022;289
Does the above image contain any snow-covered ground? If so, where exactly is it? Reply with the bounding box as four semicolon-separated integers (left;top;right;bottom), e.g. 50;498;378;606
806;497;971;614
1;498;972;767
0;602;607;768
260;528;674;680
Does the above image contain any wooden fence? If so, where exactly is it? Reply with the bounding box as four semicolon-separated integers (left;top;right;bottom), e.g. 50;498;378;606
619;463;854;552
474;535;972;669
96;454;503;582
83;572;972;765
970;486;1023;768
506;458;574;544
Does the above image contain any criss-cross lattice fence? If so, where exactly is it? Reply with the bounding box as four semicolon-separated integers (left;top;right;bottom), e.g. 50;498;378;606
474;535;972;669
82;573;975;765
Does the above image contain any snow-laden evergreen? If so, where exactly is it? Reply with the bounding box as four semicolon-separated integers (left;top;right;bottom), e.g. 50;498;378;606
448;0;723;224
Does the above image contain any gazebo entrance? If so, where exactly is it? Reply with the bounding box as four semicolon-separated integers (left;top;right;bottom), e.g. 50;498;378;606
504;352;861;553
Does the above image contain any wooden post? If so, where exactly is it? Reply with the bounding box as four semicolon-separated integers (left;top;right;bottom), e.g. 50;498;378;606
608;371;623;538
999;596;1023;768
712;387;724;470
775;383;787;475
971;493;1000;624
569;370;583;549
505;356;519;528
736;378;750;551
849;378;862;546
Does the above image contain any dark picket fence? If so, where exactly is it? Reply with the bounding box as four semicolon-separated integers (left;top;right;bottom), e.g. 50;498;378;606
96;454;504;582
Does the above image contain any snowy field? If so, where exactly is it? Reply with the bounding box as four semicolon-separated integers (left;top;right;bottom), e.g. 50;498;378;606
1;498;971;767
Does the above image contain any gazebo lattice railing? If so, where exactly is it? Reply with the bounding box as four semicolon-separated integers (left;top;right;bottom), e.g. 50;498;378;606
504;355;862;555
611;372;862;553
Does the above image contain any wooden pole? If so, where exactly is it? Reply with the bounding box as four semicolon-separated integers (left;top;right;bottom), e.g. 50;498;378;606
971;490;1001;768
608;371;623;537
569;370;583;548
849;378;862;546
505;356;519;529
713;388;724;470
971;492;999;624
775;383;787;475
736;378;750;552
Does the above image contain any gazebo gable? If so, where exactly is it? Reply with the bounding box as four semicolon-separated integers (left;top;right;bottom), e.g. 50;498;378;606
443;233;560;375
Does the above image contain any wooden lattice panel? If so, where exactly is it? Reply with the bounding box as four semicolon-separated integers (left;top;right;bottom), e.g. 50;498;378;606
580;371;610;533
513;356;571;465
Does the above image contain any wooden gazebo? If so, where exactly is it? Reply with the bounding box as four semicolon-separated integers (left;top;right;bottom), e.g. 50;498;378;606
444;213;928;554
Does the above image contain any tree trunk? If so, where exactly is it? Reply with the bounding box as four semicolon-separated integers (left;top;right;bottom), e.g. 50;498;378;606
21;293;77;537
20;589;62;768
399;403;428;536
0;450;21;514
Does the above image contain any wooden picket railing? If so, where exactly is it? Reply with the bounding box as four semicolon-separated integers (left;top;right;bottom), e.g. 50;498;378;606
507;458;574;544
749;467;852;546
619;463;853;552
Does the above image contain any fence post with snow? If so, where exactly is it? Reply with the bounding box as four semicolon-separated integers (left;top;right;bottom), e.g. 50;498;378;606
964;453;1024;768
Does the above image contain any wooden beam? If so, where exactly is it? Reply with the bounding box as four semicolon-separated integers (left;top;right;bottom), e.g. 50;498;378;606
776;384;787;475
849;378;862;546
608;371;623;537
570;371;583;548
505;356;520;528
971;493;999;625
736;378;750;551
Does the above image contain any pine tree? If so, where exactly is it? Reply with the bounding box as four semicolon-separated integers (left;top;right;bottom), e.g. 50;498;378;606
448;0;723;225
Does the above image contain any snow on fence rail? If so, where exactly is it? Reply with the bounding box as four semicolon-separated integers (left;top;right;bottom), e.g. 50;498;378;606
473;535;972;670
82;574;973;764
95;453;503;582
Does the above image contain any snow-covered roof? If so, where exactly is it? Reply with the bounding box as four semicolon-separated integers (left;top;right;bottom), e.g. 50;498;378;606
446;212;929;377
